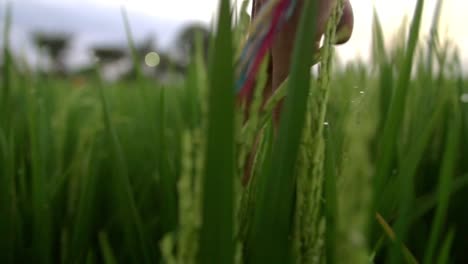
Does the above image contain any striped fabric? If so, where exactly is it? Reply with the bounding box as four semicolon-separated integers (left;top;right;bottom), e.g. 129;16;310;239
236;0;298;98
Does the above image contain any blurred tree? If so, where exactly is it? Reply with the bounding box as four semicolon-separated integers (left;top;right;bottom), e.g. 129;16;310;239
91;45;129;82
92;46;126;64
143;51;184;85
152;52;185;77
135;35;157;61
127;35;157;80
155;52;170;72
174;23;211;66
33;32;71;75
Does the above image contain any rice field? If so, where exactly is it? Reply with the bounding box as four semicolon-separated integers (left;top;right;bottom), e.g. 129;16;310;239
0;0;467;263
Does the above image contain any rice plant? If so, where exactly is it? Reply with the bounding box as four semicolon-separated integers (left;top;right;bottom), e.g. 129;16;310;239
0;0;467;263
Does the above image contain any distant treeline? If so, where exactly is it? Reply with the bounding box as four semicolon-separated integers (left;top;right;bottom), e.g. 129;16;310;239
2;23;212;83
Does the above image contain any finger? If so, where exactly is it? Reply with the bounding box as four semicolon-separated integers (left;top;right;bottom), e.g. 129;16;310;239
334;0;354;45
316;0;336;41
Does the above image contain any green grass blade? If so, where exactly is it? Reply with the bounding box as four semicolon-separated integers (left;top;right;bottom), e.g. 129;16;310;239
86;250;96;264
375;0;425;196
240;121;275;245
411;174;468;223
69;145;99;262
436;229;455;264
324;127;338;264
371;0;425;262
0;6;15;262
155;88;179;233
248;0;319;262
376;213;419;264
95;74;153;264
388;103;441;263
1;3;12;119
424;101;461;264
0;130;15;264
120;6;143;81
427;0;444;73
198;0;235;263
98;232;118;264
372;8;394;136
24;83;55;264
371;8;387;65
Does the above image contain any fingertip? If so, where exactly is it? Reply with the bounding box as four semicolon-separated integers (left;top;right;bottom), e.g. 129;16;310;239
334;0;354;45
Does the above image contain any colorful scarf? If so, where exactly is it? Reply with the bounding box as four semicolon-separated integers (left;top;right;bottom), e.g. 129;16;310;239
236;0;298;98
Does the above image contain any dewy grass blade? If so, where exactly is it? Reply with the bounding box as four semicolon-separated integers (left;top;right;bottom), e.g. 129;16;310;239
248;0;319;262
199;0;235;263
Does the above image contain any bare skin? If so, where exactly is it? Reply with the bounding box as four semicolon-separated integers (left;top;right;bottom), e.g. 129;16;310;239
242;0;354;185
249;0;354;123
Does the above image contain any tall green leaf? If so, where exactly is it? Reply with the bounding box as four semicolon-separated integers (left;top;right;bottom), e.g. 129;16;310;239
424;100;461;264
248;0;319;262
199;0;235;263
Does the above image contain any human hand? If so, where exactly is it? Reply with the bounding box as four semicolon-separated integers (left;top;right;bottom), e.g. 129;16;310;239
252;0;354;122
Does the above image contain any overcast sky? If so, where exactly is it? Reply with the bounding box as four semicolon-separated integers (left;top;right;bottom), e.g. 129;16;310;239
1;0;467;68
